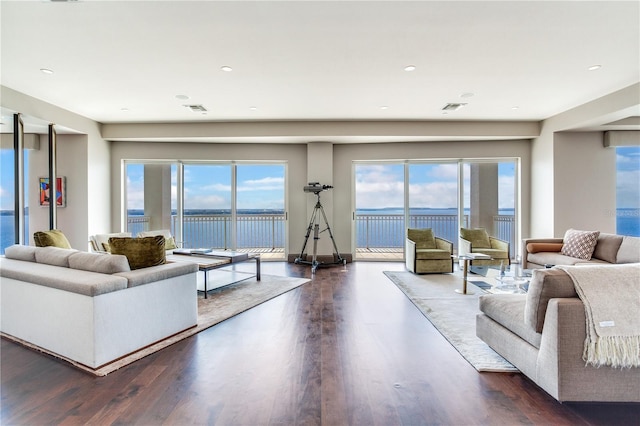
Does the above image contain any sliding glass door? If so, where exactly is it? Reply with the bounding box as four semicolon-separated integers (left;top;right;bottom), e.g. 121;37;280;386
183;164;232;249
462;160;517;259
408;162;461;249
354;163;405;259
125;161;286;258
353;159;518;261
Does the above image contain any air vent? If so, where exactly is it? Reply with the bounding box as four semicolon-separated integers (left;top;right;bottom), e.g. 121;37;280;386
184;104;208;113
442;103;467;111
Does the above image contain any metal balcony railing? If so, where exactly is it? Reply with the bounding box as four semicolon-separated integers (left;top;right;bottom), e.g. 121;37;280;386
127;212;515;258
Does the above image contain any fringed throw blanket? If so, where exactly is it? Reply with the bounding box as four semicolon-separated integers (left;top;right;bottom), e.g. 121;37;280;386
557;264;640;368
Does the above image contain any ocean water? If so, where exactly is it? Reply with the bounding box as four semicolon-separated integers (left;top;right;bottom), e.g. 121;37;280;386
2;209;639;254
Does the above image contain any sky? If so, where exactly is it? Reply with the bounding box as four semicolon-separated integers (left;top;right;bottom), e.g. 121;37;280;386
355;162;517;210
1;148;639;212
126;163;286;211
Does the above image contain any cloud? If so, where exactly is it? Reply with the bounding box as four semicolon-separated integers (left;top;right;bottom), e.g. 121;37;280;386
238;176;284;192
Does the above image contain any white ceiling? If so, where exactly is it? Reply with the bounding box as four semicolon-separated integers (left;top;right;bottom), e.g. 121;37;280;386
1;1;639;137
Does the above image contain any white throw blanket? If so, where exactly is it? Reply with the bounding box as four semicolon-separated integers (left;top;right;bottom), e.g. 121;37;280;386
557;264;640;368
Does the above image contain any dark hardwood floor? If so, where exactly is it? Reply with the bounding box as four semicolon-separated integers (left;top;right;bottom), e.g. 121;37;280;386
2;261;639;425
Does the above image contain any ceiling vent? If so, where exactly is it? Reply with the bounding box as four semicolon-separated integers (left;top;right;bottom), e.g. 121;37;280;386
184;104;208;113
442;103;467;111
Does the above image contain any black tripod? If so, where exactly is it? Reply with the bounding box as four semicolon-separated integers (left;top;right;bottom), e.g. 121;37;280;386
294;191;345;273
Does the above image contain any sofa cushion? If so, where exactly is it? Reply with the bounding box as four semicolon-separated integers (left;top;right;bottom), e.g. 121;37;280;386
592;233;624;263
527;252;609;267
479;294;542;349
560;229;600;260
617;235;640;264
4;244;37;262
68;251;131;274
526;242;563;253
34;246;77;267
114;261;198;288
415;248;451;260
524;268;578;333
0;257;128;296
407;228;436;249
33;229;72;249
109;236;167;270
460;228;491;248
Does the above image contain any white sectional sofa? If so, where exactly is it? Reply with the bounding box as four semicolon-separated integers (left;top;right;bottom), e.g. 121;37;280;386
0;245;198;369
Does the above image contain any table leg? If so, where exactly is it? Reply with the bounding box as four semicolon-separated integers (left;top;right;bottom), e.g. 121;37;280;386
204;269;208;299
256;256;261;281
455;258;474;295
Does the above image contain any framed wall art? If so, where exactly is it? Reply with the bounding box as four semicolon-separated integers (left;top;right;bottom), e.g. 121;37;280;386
39;177;66;207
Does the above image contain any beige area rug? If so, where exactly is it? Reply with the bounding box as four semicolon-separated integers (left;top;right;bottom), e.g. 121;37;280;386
383;271;519;372
2;274;310;377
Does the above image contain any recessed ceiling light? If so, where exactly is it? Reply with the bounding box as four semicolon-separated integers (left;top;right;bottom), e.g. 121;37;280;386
511;106;520;110
380;106;389;110
120;108;129;112
249;106;258;111
460;92;474;98
404;65;416;72
175;94;190;100
40;68;54;74
588;64;602;71
221;66;233;72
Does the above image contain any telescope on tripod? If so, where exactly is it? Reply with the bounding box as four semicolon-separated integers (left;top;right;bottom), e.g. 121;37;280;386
294;183;346;273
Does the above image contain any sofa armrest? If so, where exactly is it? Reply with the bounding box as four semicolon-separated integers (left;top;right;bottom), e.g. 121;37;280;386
522;237;564;266
435;237;453;253
405;238;417;272
536;297;588;401
459;237;471;256
489;237;509;251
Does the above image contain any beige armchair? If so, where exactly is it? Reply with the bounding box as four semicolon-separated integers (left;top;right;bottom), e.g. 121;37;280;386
405;228;454;274
89;232;132;253
137;229;179;253
459;227;510;267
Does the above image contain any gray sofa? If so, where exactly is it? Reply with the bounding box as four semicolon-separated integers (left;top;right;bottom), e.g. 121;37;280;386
0;245;198;369
476;267;640;402
522;232;640;269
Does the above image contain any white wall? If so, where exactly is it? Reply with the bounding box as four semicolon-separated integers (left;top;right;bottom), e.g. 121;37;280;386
530;83;639;238
554;132;616;234
28;134;89;249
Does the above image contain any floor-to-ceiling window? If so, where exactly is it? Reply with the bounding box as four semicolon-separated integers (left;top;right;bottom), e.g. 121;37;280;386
354;162;405;259
125;161;286;258
0;142;29;254
462;160;517;259
354;159;518;261
236;164;286;254
616;146;640;236
408;162;461;250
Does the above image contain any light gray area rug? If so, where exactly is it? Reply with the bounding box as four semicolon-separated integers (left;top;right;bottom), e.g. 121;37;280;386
2;274;310;376
383;271;518;372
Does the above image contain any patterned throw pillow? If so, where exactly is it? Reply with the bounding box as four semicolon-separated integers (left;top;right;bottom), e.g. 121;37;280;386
108;236;166;270
560;229;600;260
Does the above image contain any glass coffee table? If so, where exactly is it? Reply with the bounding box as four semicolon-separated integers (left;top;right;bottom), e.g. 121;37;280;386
468;267;532;294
